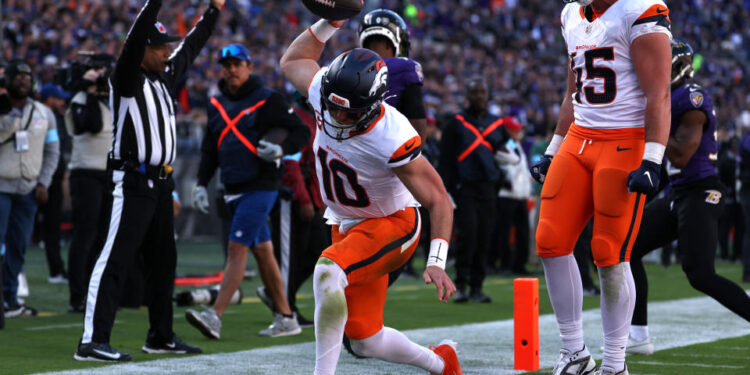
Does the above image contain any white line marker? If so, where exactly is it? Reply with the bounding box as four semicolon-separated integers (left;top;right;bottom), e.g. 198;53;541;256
36;293;750;374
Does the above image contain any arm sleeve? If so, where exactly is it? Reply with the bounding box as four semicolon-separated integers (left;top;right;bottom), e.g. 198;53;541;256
166;5;220;89
259;92;311;156
38;106;60;188
197;124;218;187
70;93;104;135
111;0;162;97
438;118;460;193
396;84;427;120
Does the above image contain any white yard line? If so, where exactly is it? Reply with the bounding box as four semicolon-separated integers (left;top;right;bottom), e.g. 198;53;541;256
38;294;750;375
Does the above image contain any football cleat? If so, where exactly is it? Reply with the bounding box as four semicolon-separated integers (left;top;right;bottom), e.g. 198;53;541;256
625;336;654;355
594;365;629;375
185;308;222;339
553;346;596;375
74;342;132;362
142;334;202;354
430;339;463;375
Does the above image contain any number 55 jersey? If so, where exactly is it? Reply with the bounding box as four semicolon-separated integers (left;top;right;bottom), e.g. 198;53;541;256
562;0;672;129
307;68;422;225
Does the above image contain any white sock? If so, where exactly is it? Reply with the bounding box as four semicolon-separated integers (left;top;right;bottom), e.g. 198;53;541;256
350;327;444;374
313;260;349;375
629;325;649;342
598;262;635;371
541;254;585;352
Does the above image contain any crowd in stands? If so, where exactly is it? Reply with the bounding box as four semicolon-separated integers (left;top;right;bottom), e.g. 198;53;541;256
2;0;749;138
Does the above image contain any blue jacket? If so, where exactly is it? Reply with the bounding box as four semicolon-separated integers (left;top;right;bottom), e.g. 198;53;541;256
198;76;310;194
438;109;510;193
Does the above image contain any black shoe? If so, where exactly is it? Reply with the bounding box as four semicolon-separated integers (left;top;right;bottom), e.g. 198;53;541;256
4;304;38;318
453;289;469;303
295;311;314;328
68;304;86;314
469;291;492;303
343;335;367;359
74;342;132;362
142;335;202;354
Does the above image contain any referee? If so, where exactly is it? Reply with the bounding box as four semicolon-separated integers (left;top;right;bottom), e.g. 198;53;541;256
74;0;224;362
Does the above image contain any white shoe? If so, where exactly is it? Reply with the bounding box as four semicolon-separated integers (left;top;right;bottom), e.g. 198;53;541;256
594;365;628;375
626;336;654;355
48;274;69;284
17;272;29;297
259;312;302;337
553;346;596;375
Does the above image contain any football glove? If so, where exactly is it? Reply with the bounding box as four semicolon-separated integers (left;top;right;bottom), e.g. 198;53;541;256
257;140;283;162
529;155;553;184
627;160;661;195
192;185;209;214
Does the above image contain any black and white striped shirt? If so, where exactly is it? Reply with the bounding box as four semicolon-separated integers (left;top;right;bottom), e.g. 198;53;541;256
109;0;218;167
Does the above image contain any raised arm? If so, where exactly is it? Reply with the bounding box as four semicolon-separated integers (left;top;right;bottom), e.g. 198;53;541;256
112;0;162;96
280;20;342;96
166;1;222;88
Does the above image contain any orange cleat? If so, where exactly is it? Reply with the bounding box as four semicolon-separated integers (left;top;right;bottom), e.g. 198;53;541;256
430;339;463;375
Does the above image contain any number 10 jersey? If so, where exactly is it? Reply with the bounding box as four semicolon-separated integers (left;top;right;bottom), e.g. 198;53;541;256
308;68;421;225
561;0;672;129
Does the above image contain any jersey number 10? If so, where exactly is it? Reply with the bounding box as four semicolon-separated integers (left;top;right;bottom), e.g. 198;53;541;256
317;149;370;207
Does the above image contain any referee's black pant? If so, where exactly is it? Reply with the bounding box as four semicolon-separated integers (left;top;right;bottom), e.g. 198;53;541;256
270;196;329;314
81;169;177;345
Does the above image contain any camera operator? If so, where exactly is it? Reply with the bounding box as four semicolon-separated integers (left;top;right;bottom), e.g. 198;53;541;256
64;66;112;313
0;59;60;317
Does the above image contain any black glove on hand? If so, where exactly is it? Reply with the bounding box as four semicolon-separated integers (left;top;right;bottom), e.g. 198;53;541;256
529;155;553;184
627;160;661;195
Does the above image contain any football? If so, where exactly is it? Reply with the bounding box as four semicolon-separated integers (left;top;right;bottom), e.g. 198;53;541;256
261;127;289;145
302;0;363;20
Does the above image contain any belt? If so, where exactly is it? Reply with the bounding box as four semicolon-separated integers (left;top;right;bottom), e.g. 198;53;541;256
108;159;173;180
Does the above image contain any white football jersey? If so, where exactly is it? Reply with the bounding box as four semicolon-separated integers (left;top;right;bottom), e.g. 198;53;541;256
561;0;672;129
307;68;421;224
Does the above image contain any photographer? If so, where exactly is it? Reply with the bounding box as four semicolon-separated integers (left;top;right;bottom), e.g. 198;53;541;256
64;66;112;313
0;60;60;317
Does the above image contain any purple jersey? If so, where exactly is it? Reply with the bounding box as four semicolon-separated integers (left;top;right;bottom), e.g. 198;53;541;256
667;83;718;186
383;57;423;109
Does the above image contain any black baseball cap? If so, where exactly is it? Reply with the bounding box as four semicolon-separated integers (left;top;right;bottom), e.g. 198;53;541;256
146;21;181;46
5;59;33;80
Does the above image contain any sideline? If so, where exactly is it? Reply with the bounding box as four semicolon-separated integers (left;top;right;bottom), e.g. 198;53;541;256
38;293;750;374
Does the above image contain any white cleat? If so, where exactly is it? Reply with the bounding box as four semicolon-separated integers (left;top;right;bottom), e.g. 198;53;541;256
625;336;654;355
553;346;596;375
594;365;628;375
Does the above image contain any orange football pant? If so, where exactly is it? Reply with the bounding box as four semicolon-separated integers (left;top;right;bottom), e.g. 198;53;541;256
536;124;646;267
321;207;420;340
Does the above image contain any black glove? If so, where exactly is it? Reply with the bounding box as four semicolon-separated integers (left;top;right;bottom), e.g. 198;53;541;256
529;155;553;184
627;160;661;195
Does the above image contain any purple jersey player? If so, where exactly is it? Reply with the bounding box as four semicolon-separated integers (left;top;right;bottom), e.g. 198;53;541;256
358;9;427;141
627;38;750;357
666;83;718;186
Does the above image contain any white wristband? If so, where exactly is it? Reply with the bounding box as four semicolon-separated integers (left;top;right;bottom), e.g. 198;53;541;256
426;238;449;270
643;142;665;164
544;134;564;156
308;19;341;44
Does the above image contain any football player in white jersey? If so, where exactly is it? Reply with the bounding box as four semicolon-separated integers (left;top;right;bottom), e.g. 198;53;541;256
280;18;462;375
528;0;672;374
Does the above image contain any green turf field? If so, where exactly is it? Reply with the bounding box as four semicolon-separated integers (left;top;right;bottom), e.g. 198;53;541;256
2;242;749;374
